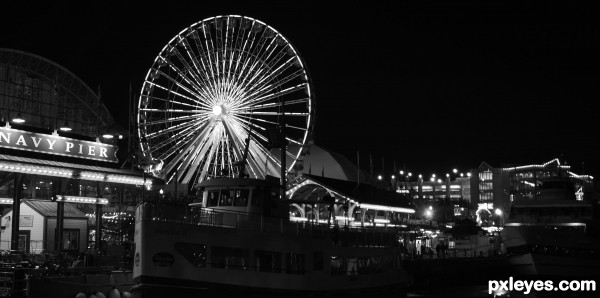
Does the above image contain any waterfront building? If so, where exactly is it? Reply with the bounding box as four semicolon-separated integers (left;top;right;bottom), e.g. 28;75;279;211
0;49;152;257
1;201;87;254
469;158;594;225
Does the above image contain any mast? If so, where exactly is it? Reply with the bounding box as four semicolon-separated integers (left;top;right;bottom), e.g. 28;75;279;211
280;101;286;199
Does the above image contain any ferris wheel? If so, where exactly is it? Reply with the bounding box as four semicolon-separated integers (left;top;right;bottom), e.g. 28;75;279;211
137;15;315;186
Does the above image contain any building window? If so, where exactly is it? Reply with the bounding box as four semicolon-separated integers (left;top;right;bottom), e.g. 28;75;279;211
62;229;80;250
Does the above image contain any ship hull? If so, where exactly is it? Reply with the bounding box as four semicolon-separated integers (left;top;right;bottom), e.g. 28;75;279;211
502;225;600;279
132;215;408;297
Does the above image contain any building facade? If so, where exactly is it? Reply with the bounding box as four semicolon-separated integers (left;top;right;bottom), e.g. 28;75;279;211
469;158;594;225
0;48;154;256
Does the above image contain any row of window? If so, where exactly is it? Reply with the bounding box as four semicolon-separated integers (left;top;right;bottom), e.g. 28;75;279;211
174;243;308;274
173;243;395;275
206;189;252;207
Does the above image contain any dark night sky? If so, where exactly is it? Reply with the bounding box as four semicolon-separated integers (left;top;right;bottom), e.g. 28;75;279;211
2;1;599;179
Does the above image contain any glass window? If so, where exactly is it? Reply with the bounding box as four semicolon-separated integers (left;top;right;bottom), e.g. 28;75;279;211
62;229;79;250
211;246;249;270
255;250;281;272
330;256;345;275
233;189;249;207
207;190;219;207
250;188;262;207
174;242;206;267
313;251;323;271
285;253;305;274
219;189;234;206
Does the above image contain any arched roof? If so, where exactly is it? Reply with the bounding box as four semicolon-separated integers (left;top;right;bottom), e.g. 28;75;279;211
0;48;117;137
282;143;372;184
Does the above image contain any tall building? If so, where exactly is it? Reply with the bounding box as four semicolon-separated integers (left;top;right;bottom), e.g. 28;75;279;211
469;158;594;223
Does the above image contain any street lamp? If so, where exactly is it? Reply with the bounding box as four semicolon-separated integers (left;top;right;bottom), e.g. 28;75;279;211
495;208;503;226
425;206;433;226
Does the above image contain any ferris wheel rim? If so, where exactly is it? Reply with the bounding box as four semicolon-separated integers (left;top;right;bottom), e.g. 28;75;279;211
137;15;315;185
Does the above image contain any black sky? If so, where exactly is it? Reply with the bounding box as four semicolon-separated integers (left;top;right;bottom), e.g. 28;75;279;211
2;1;599;179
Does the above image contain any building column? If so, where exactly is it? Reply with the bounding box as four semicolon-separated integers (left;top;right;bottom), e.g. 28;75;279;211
56;201;65;256
11;174;23;251
96;181;103;255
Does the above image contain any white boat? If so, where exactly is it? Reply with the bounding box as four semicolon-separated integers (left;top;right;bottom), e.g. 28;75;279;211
131;176;409;297
501;176;600;279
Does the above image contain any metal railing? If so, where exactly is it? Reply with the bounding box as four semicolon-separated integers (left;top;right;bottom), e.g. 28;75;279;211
136;203;403;248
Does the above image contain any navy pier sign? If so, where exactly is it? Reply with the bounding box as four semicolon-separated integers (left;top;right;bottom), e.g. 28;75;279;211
0;126;118;163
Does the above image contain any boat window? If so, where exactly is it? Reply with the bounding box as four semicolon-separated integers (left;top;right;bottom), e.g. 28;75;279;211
207;190;219;207
219;189;235;206
211;246;249;270
285;253;305;274
255;250;281;273
313;251;323;271
174;243;207;267
251;188;262;207
330;256;345;275
233;189;249;207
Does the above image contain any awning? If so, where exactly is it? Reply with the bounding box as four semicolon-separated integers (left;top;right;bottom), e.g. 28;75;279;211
287;174;414;213
0;153;152;186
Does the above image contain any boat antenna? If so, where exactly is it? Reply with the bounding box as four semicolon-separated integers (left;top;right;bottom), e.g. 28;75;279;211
236;111;254;178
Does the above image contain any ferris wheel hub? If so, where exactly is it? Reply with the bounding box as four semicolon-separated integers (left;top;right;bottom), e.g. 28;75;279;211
212;105;224;116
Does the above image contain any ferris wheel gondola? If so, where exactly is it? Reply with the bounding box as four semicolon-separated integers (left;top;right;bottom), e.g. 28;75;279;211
137;15;315;186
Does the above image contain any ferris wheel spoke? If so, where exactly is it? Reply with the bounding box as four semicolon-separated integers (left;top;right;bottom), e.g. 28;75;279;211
188;30;220;91
162;123;212;175
141;113;207;127
247;83;308;106
155;69;209;104
178;36;218;92
247;68;306;101
152;127;199;160
230;114;269;133
138;16;314;182
164;47;216;101
147;81;211;108
238;47;294;96
199;24;220;84
144;118;206;140
140;108;206;114
178;129;217;184
243;58;301;101
235;98;309;111
235;111;309;117
141;94;203;109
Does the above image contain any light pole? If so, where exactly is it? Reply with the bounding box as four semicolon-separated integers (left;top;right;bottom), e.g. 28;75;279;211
495;208;503;227
425;206;433;226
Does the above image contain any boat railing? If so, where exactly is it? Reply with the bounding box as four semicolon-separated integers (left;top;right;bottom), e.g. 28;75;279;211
136;202;402;248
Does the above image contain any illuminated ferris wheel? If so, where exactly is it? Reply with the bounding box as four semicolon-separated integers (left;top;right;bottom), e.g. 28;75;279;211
137;15;315;186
